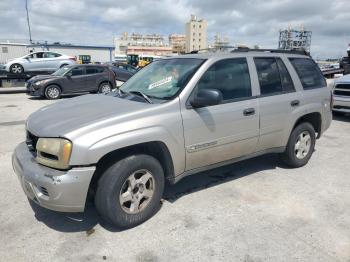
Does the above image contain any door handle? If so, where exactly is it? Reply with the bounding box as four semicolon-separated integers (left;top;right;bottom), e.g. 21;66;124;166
291;100;300;107
243;108;255;116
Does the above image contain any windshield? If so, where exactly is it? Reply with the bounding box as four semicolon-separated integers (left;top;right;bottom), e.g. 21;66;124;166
120;58;204;100
52;66;72;76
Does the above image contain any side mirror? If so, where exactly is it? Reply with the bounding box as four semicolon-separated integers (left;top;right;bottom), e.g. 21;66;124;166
190;89;223;108
65;71;72;77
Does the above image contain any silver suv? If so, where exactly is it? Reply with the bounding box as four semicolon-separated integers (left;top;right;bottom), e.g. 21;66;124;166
12;49;332;228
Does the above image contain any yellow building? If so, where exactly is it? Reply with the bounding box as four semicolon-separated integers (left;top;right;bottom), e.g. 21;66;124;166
185;15;207;53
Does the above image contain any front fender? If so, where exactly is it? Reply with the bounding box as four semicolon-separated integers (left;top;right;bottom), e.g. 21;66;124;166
69;126;186;176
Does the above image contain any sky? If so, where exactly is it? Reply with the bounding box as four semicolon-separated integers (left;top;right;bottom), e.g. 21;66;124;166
0;0;349;59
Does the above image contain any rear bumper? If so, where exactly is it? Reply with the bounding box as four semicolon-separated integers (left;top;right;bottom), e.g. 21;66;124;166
333;96;350;113
12;142;96;212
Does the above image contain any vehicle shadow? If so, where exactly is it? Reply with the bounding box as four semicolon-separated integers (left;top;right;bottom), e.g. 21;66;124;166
163;154;281;202
332;112;350;123
28;153;283;233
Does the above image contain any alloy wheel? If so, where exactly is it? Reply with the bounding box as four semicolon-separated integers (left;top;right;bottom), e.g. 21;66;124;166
11;64;23;74
119;169;155;214
100;84;111;94
47;87;60;99
294;131;311;159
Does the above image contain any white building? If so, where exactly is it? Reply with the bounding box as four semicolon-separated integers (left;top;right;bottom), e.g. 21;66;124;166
0;41;114;64
185;15;207;53
114;32;172;57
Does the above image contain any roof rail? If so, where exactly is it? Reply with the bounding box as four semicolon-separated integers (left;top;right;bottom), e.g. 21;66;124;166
231;47;310;56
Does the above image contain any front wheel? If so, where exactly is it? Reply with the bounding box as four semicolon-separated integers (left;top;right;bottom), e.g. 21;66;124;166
281;122;316;168
45;85;61;99
10;64;24;74
95;154;165;229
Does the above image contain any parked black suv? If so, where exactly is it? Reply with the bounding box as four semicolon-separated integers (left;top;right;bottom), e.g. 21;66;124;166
26;64;116;99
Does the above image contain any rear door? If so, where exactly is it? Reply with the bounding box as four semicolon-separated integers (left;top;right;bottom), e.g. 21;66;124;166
253;57;300;151
42;52;59;71
85;66;106;91
181;57;260;171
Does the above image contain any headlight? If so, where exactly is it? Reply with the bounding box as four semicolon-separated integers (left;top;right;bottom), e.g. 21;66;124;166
36;138;72;170
34;80;47;87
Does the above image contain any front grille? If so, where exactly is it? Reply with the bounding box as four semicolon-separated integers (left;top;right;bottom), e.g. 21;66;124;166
26;131;38;153
333;105;350;110
334;83;350;97
335;84;350;90
39;186;49;196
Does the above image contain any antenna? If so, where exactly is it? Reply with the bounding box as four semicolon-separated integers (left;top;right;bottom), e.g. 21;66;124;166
25;0;33;44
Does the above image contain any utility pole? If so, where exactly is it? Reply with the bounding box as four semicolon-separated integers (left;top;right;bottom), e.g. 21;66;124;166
25;0;33;44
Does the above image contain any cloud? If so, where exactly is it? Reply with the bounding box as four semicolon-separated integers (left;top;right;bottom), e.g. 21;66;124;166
0;0;349;58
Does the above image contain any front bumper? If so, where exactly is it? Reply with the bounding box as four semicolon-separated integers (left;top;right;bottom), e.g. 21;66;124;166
12;142;96;212
26;82;43;97
333;96;350;113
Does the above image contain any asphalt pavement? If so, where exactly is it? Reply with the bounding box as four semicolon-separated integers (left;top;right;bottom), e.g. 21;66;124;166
0;93;349;262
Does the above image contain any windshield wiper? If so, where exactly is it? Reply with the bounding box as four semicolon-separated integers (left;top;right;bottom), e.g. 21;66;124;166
129;91;153;104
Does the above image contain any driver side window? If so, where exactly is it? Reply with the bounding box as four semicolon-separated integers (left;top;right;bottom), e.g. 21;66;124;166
70;67;84;76
196;58;252;102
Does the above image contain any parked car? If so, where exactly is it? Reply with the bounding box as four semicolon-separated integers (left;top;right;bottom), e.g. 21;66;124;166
332;74;350;114
108;65;135;82
13;49;332;229
109;62;138;73
26;64;116;99
3;51;76;74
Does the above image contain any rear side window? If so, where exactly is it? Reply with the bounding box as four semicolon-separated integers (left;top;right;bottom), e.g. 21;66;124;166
255;57;295;95
86;67;105;74
276;58;295;92
86;67;97;74
196;58;252;102
255;58;283;95
289;58;326;89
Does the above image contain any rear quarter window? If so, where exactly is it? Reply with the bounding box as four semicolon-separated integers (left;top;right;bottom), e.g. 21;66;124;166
289;58;326;89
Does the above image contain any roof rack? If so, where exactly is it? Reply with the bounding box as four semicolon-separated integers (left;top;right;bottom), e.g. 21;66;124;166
230;47;310;56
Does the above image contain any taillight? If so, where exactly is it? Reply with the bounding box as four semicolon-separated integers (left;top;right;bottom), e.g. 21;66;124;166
69;56;76;61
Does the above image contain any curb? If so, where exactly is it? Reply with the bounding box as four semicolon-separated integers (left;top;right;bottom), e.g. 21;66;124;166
0;88;26;94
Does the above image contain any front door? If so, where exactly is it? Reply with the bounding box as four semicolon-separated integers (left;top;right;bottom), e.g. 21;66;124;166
181;58;260;171
62;66;86;93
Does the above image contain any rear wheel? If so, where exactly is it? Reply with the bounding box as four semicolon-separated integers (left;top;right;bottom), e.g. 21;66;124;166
98;82;112;94
44;85;61;99
95;154;165;229
10;64;24;74
281;122;316;168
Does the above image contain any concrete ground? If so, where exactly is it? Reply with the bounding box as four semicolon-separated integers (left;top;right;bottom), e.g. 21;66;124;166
0;93;349;262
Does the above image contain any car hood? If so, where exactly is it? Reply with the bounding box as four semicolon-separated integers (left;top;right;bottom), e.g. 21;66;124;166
26;94;153;138
335;74;350;84
28;75;61;83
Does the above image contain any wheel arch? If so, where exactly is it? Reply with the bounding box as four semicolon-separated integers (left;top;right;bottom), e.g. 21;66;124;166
87;141;175;198
292;112;322;139
98;79;114;90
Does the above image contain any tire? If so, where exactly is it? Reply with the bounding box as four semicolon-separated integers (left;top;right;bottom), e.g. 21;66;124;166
60;64;68;68
281;122;316;168
44;85;61;99
98;82;112;94
95;154;165;229
10;64;24;74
